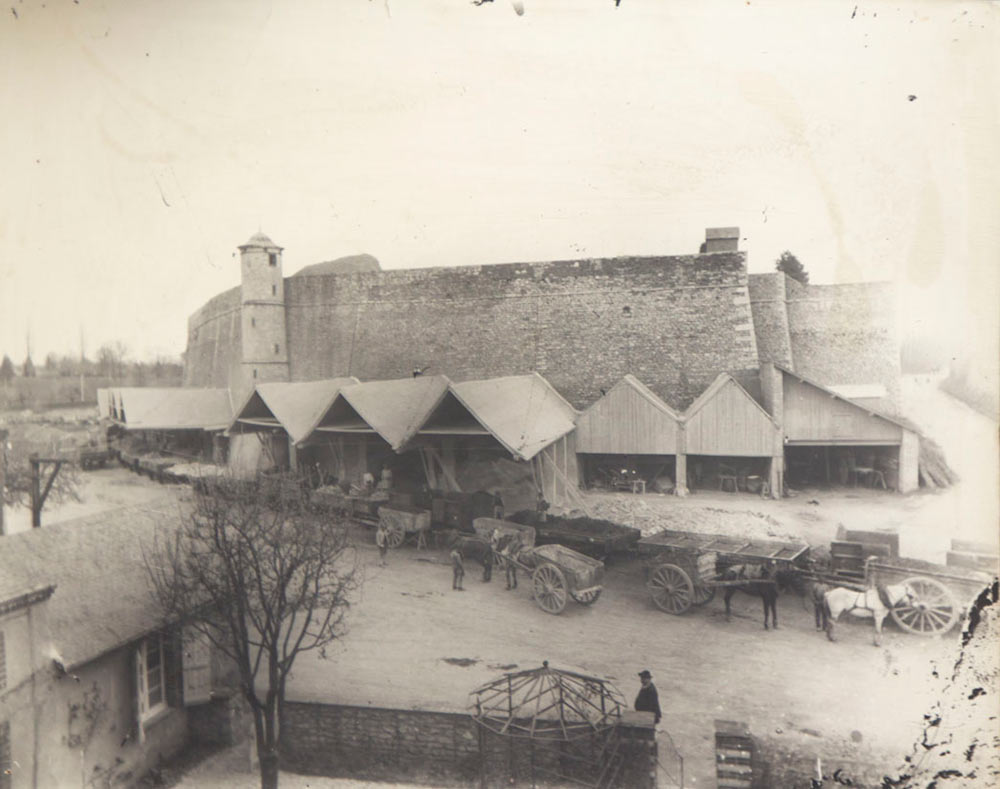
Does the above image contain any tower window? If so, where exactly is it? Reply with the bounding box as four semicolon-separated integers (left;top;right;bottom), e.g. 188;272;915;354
251;317;256;328
253;369;258;379
274;343;280;354
268;253;277;267
272;285;277;296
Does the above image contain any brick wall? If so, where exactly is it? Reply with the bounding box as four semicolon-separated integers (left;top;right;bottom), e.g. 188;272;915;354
280;701;657;788
747;273;794;367
785;280;901;410
279;251;758;410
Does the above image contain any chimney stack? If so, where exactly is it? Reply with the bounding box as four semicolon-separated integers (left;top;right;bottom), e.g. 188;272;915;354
702;227;740;253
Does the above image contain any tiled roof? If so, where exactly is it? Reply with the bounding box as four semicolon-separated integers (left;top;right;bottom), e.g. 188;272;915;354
0;503;184;669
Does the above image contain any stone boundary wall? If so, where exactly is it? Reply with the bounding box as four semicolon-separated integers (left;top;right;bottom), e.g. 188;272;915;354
184;252;760;411
280;701;657;788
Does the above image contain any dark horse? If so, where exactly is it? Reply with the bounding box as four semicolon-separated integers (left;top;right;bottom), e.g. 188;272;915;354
720;561;791;630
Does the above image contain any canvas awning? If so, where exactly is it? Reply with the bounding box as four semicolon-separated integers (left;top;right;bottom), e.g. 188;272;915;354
313;375;452;451
108;387;233;431
449;373;577;461
229;377;359;444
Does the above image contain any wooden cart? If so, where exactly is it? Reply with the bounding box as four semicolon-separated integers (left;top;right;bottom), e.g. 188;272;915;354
473;518;606;615
636;529;810;615
824;537;993;636
378;505;431;549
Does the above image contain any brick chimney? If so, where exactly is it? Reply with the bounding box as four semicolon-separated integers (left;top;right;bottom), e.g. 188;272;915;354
701;227;740;253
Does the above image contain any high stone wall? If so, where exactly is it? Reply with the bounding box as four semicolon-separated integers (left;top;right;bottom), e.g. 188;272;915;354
785;279;901;410
273;251;759;410
184;286;243;390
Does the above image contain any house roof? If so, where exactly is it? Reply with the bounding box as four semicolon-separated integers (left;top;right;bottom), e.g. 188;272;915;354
772;363;916;433
108;387;234;430
230;378;359;444
331;375;452;450
685;372;777;426
0;503;184;670
450;373;578;461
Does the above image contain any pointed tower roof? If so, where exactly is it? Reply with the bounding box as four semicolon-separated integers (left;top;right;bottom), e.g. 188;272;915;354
239;231;282;250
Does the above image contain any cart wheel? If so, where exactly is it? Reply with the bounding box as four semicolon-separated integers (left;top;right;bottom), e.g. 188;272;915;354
385;525;406;549
532;563;568;614
570;588;602;606
648;564;694;614
692;584;716;606
890;576;959;635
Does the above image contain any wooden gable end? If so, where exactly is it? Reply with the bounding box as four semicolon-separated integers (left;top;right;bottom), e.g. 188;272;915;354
576;381;679;455
685;377;777;457
782;375;903;444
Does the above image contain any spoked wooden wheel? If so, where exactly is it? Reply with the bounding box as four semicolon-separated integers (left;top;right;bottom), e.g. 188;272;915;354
385;525;406;549
692;584;716;606
570;588;602;606
648;564;694;615
532;563;568;614
890;576;959;635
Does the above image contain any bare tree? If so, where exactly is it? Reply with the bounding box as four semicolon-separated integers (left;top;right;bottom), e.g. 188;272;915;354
96;341;129;382
1;430;81;512
145;474;360;789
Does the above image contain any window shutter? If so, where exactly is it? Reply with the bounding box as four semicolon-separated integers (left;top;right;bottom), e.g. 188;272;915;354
134;646;147;744
164;631;183;709
182;628;212;706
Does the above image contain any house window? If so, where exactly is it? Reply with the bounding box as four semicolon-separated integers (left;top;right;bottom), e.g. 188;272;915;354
137;635;167;723
274;343;280;354
0;720;11;789
271;284;277;296
0;631;6;691
268;253;277;267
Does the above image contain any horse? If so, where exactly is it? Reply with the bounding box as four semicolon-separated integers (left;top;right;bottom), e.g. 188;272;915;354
822;582;916;646
720;561;787;630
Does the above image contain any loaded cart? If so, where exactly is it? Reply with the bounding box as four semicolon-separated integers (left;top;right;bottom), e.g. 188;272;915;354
378;504;431;549
825;535;994;636
636;529;809;615
474;517;606;615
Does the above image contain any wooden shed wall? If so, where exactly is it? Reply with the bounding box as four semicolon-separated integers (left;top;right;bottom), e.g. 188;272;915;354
782;376;902;444
575;384;679;454
685;379;777;456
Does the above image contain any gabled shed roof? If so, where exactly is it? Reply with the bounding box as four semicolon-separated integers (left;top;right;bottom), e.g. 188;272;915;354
230;378;359;444
685;373;777;426
450;373;577;461
576;375;681;455
319;375;452;450
0;503;183;670
108;387;233;430
772;363;915;433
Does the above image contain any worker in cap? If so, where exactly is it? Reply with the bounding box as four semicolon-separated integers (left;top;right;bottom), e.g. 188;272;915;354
634;670;661;724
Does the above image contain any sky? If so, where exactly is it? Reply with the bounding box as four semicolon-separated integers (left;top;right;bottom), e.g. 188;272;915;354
0;0;997;372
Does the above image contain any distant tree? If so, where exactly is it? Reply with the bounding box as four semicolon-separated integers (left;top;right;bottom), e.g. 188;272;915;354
96;341;129;382
0;354;14;384
57;354;78;378
775;250;809;284
22;355;36;378
44;352;59;373
145;475;360;789
1;431;81;511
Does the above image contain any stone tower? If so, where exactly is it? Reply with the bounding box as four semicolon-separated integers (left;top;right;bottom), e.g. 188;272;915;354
238;231;290;398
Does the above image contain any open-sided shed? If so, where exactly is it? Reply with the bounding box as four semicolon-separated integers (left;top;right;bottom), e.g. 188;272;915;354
575;375;682;493
681;373;782;496
761;362;919;492
227;377;359;474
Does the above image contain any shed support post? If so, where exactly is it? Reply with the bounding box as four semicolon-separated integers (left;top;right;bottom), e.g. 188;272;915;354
288;438;298;473
674;452;688;497
899;430;919;493
768;455;782;500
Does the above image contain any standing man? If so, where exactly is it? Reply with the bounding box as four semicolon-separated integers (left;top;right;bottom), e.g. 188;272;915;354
492;490;505;520
375;525;388;567
450;546;465;591
634;670;661;724
482;539;494;583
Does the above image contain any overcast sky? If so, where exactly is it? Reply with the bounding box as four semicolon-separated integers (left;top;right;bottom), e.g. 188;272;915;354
0;0;996;369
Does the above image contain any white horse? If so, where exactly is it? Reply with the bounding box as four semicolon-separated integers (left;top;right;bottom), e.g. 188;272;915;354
822;583;916;646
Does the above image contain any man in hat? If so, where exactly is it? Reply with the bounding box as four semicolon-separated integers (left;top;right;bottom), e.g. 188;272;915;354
634;670;661;724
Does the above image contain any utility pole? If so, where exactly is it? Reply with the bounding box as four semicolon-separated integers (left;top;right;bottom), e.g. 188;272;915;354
29;453;64;529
